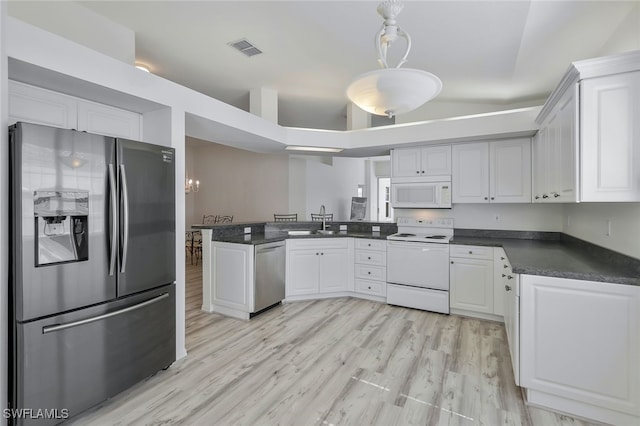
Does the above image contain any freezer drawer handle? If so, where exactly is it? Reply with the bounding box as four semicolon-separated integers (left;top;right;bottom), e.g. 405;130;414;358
42;293;169;334
119;164;130;273
108;164;118;276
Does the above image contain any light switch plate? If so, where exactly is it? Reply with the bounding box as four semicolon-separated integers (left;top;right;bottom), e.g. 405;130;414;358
244;227;251;234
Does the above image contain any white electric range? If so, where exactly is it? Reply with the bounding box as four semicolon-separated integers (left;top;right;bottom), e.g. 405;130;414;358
386;217;453;314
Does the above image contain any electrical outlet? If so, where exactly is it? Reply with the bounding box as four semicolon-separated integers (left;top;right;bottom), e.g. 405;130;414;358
372;225;381;232
339;224;347;231
494;214;500;223
244;227;251;234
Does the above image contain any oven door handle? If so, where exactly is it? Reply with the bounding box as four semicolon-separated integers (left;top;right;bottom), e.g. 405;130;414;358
387;241;449;251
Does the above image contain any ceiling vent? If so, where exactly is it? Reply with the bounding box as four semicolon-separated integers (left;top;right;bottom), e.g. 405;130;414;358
228;38;262;57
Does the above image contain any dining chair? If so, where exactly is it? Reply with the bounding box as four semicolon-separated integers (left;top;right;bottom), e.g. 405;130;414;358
192;231;203;265
216;215;233;224
274;213;297;222
185;231;194;262
311;213;333;222
202;214;217;225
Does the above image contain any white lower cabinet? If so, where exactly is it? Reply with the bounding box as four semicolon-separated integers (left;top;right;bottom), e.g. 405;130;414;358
354;238;387;300
520;274;640;425
502;262;519;386
286;238;353;300
203;240;254;319
449;245;495;317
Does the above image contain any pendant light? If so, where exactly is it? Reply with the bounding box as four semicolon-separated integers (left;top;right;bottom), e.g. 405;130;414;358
346;0;442;118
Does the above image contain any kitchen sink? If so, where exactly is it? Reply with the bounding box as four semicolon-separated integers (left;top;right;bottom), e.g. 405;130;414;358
287;230;317;236
287;229;339;236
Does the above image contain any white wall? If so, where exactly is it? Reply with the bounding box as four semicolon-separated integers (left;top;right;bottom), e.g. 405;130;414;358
288;157;307;219
304;157;366;221
563;203;640;259
599;2;640;55
7;1;135;65
186;138;290;225
397;203;564;232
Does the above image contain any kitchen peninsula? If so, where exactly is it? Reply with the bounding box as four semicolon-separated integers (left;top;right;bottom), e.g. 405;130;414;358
197;220;640;426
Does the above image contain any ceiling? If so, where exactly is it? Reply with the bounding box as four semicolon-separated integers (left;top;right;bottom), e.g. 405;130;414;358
15;1;640;131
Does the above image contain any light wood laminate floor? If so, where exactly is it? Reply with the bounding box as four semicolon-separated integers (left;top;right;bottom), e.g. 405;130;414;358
70;260;599;426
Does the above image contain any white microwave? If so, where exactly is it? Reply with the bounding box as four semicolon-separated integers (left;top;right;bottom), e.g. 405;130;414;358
391;181;452;208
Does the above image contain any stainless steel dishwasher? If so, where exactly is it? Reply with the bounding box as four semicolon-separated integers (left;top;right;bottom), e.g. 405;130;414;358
253;241;286;315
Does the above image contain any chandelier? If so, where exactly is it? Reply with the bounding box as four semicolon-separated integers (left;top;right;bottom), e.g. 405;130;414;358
346;0;442;118
185;176;200;194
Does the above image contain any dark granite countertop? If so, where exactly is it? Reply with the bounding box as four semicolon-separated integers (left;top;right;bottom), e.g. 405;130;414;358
211;230;394;245
451;234;640;286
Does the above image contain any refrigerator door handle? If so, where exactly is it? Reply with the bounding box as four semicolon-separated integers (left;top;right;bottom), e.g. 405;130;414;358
108;164;118;276
119;164;130;273
42;293;169;334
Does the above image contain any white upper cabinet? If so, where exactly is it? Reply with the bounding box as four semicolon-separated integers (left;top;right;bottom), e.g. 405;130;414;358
9;80;142;140
581;71;640;201
391;145;451;180
452;142;490;203
490;139;532;203
452;139;531;203
534;50;640;203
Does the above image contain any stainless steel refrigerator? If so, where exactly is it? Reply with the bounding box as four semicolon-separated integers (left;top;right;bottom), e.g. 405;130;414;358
9;122;176;425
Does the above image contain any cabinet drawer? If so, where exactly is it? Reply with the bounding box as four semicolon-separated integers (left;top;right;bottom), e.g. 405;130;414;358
450;244;493;260
354;264;386;281
287;238;348;250
355;239;386;251
355;279;386;297
355;250;386;266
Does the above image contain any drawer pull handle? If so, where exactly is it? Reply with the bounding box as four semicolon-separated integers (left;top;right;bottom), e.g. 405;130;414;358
368;286;372;290
502;274;506;277
450;261;454;264
500;257;505;260
368;271;371;275
507;275;513;280
368;257;371;260
505;285;512;291
503;264;508;268
468;251;473;254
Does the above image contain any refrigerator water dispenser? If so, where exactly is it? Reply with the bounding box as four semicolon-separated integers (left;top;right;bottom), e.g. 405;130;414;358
34;190;89;266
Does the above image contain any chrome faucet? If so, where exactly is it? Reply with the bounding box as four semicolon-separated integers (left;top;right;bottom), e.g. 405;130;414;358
320;204;326;231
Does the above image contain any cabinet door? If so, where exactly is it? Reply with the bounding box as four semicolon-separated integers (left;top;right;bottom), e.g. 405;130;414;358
452;142;490;203
8;80;77;129
490;139;531;203
532;127;548;202
211;243;253;311
493;248;507;317
450;257;494;313
319;249;349;293
520;275;640;417
287;250;320;296
503;273;519;385
392;148;421;178
78;100;142;140
421;145;451;176
581;71;640;201
552;86;578;202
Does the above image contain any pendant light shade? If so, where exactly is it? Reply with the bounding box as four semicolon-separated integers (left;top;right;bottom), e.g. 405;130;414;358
347;68;442;117
347;0;442;118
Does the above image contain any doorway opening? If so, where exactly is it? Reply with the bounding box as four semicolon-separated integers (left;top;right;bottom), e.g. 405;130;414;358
377;177;393;222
